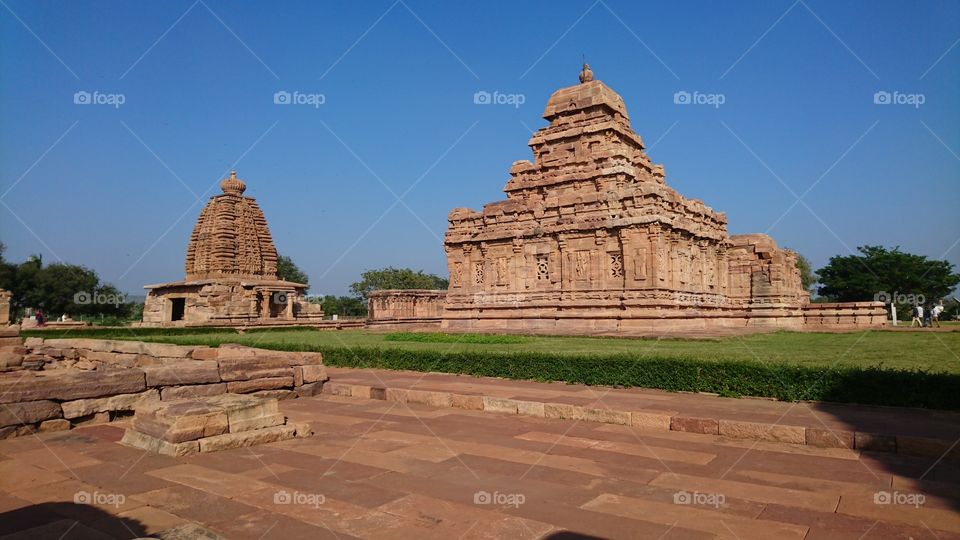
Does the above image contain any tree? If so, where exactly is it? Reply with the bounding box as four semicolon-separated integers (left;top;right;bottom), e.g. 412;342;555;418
276;255;309;285
349;267;448;300
792;252;816;293
320;295;368;317
816;246;960;308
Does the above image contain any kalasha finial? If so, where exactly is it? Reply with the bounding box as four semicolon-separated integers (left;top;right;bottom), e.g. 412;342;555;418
220;169;246;195
579;62;594;84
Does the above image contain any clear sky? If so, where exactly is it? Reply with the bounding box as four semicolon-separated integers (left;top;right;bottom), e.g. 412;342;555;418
1;0;958;296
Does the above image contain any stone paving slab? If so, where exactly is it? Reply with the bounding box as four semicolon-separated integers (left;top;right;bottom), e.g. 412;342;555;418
0;394;958;538
324;367;960;458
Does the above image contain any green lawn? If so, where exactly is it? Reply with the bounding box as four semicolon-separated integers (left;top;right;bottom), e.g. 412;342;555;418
27;327;960;374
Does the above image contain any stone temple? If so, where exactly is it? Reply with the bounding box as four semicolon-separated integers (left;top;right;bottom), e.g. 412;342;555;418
141;171;323;326
372;64;884;333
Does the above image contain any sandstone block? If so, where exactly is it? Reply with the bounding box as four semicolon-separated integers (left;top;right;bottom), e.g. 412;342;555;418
295;382;323;398
0;369;146;404
805;428;855;449
161;383;228;401
451;394;484;410
23;337;43;347
218;358;293;382
0;424;36;439
385;387;409;402
225;376;293;394
0;400;62;427
121;429;199;457
72;411;111;426
631;411;672;430
229;412;285;433
897;436;959;460
0;337;22;347
296;364;328;384
482;396;519;414
202;393;280;430
670;416;719;435
582;407;631;425
544;402;579;420
61;389;160;419
143;361;221;387
133;401;229;443
369;387;387;400
38;419;70;432
0;351;24;369
190;347;218;361
718;420;805;444
198;424;296;453
405;389;451;408
251;389;296;400
517;400;545;417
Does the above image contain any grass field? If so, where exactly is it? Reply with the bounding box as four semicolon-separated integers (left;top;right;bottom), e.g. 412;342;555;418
26;327;960;374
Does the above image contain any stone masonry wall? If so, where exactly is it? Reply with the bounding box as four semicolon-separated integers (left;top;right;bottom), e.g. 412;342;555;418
0;337;328;439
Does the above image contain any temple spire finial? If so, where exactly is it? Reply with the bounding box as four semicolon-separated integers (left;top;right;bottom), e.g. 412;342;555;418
579;60;593;84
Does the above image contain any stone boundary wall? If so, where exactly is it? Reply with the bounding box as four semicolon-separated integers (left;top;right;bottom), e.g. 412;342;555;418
801;302;888;328
0;338;328;439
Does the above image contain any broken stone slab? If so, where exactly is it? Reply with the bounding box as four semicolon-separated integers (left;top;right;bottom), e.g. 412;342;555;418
198;424;296;453
0;369;146;404
229;412;285;433
251;389;297;400
215;346;323;366
61;389;160;419
121;429;199;457
294;382;323;398
160;383;228;401
217;358;294;382
43;339;198;358
201;393;280;431
39;418;70;432
0;351;24;369
132;400;229;443
0;400;62;427
143;361;221;387
225;376;294;394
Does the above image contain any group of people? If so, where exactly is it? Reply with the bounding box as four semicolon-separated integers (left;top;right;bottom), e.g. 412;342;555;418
910;301;945;327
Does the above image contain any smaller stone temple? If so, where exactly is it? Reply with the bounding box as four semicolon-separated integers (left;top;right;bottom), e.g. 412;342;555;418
141;171;323;326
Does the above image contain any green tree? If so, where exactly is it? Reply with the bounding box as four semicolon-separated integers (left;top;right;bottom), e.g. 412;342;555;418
792;251;817;293
320;295;368;317
816;246;960;308
276;254;309;285
349;267;448;300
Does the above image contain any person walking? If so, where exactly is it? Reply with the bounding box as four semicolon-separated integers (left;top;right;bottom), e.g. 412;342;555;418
911;304;924;327
35;308;45;328
931;301;944;328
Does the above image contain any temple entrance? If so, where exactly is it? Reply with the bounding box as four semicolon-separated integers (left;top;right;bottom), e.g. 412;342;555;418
170;298;185;322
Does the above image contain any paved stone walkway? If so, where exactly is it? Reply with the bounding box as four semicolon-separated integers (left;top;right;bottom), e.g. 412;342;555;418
1;391;959;539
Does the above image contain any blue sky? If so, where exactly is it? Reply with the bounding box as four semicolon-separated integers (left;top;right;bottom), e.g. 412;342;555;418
1;0;958;296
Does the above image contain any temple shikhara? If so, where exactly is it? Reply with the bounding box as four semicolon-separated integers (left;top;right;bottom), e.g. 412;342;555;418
141;171;323;326
373;64;884;333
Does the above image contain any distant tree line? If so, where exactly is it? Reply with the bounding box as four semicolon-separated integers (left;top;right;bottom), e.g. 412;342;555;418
0;243;136;322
